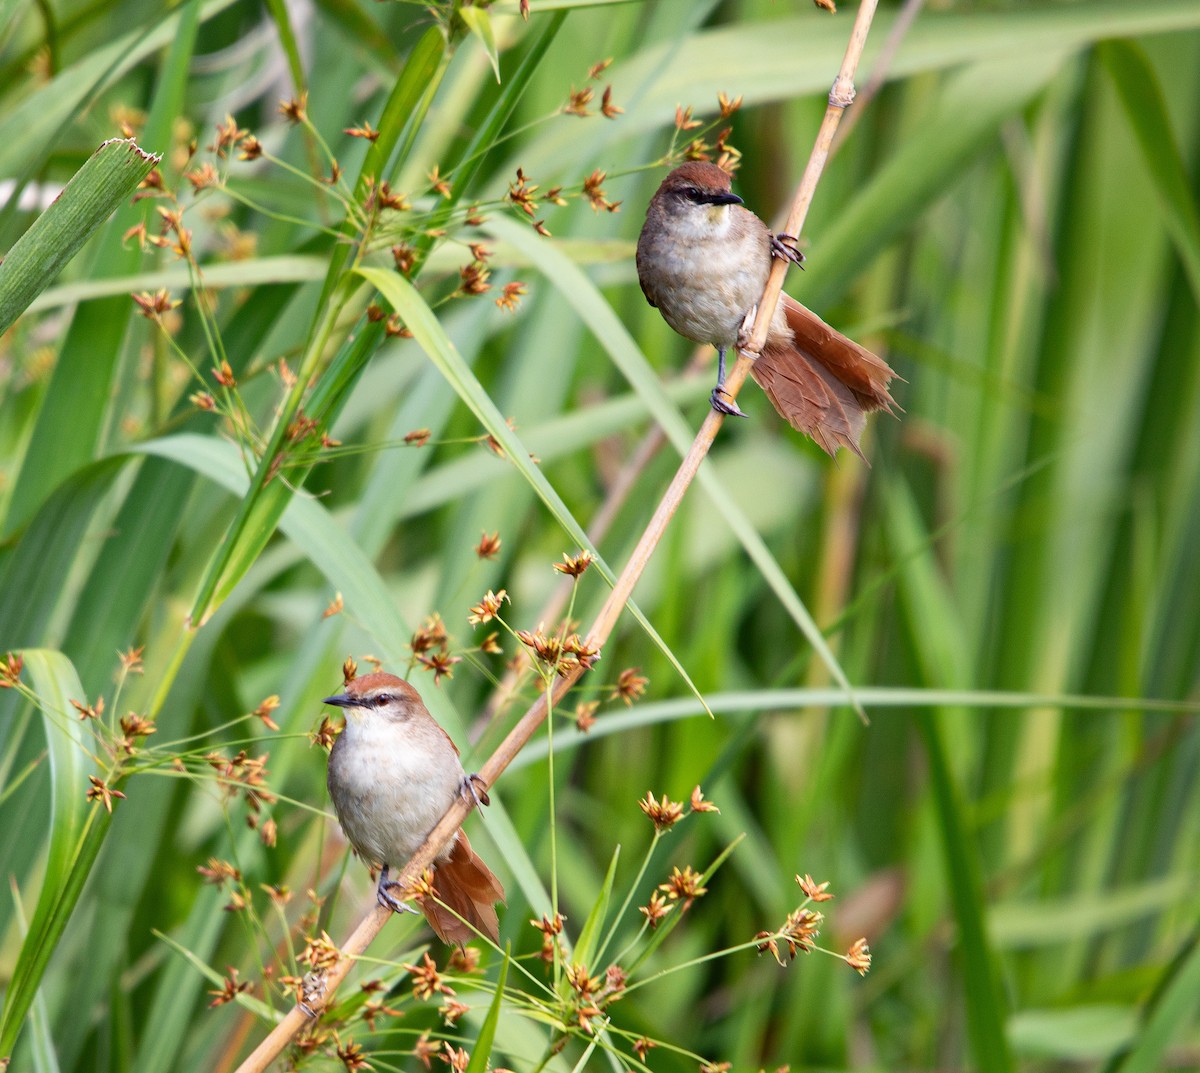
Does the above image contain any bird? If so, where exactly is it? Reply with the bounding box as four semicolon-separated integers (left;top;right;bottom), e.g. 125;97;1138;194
323;672;504;944
635;160;897;457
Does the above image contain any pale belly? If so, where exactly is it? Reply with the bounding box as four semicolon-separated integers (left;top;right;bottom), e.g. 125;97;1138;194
637;212;784;348
327;720;462;867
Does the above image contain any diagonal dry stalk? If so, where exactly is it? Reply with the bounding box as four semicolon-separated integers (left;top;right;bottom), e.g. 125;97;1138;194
233;3;879;1069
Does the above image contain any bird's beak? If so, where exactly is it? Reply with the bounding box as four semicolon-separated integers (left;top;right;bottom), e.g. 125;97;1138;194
700;191;743;206
323;693;354;708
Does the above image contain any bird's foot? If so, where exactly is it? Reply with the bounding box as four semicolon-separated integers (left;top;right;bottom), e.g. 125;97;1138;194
770;232;805;267
710;386;748;419
376;867;421;915
461;772;491;809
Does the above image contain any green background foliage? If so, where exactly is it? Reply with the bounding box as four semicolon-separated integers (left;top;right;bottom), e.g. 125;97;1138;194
1;1;1199;1070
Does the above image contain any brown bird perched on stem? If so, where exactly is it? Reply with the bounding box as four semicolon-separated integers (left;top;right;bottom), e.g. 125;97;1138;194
636;161;897;457
324;672;504;944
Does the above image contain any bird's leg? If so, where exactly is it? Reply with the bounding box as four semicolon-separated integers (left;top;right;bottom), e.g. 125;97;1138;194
709;346;748;419
460;773;491;810
376;865;420;915
770;232;805;268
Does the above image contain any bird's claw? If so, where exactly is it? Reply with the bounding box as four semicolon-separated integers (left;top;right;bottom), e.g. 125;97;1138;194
710;386;748;419
461;772;491;809
770;232;805;267
376;865;421;916
377;881;420;916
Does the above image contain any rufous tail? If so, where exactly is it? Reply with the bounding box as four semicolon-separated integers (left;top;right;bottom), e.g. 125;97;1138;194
750;295;897;458
424;831;505;945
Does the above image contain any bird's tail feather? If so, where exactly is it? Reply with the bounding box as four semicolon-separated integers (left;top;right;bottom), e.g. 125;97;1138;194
751;295;897;458
424;831;505;945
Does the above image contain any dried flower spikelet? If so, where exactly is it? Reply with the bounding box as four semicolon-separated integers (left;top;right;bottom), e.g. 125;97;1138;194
305;717;336;750
600;86;623;119
86;774;125;813
475;531;502;560
441;1042;470;1072
575;700;599;732
298;931;341;972
391;243;416;275
690;786;719;813
197;858;242;886
639;891;673;929
639;791;684;832
410;614;448;654
564;85;594;117
404;427;432;447
279;93;308;123
467;589;508;626
846;937;871;975
717;91;743;118
323;593;345;619
118;712;156;753
779;908;822;959
254;695;281;730
71;695;105;720
210;115;248;157
495;280;527;312
342;656;358;684
335;1038;370;1071
344;120;379;142
796;873;834;902
560;634;601;672
117;645;145;674
507;167;539;217
448;945;483;975
132;289;181;321
609;667;648;706
552;549;593;577
404;950;456;1000
208;966;251;1007
0;652;23;688
659;864;708;906
581;170;620;213
675;105;702;132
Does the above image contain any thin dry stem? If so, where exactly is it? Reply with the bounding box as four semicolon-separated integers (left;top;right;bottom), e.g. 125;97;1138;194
233;5;879;1069
716;0;879;407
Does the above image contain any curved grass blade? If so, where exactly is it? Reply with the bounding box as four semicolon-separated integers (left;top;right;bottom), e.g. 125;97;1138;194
1098;40;1200;304
357;264;709;711
464;947;510;1073
1104;931;1200;1073
0;651;111;1057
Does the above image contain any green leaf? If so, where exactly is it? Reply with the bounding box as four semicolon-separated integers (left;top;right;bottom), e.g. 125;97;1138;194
1098;40;1200;304
1104;932;1200;1073
458;5;501;82
0;139;158;336
573;845;620;970
464;947;509;1073
0;650;110;1057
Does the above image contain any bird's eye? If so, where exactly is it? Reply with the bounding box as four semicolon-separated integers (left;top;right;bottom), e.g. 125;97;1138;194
683;186;704;202
373;693;391;706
